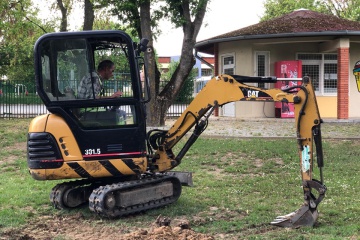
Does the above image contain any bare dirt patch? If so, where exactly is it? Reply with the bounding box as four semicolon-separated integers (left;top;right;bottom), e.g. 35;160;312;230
0;213;216;240
1;142;26;163
253;158;263;168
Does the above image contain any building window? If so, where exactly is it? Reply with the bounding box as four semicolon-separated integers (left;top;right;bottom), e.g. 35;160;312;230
297;53;337;95
255;51;270;88
201;68;212;76
324;63;337;93
221;54;235;75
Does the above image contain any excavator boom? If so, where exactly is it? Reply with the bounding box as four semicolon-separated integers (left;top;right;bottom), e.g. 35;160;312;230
149;74;326;227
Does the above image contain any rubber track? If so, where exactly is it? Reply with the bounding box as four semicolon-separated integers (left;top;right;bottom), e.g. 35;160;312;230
50;179;96;209
88;175;182;218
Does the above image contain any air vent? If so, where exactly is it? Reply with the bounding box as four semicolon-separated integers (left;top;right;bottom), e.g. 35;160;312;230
27;132;63;169
107;144;123;152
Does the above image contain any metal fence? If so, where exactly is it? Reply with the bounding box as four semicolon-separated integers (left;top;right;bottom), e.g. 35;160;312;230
0;80;191;119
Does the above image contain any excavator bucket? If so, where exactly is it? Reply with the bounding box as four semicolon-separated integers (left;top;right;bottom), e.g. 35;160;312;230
270;204;318;228
272;180;326;228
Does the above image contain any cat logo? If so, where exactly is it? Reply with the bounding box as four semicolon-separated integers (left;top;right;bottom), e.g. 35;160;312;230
248;90;259;98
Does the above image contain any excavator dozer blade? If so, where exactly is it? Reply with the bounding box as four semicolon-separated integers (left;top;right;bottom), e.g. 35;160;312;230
270;204;318;228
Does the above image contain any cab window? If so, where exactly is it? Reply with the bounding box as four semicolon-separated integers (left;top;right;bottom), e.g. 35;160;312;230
39;38;134;101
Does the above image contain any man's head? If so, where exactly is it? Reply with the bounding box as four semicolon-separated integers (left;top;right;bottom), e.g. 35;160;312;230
97;60;115;80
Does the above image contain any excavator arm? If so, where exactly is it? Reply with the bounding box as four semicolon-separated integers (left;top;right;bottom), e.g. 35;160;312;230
147;74;326;228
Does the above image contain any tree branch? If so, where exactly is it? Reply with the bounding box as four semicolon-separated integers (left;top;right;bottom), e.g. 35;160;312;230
19;1;47;33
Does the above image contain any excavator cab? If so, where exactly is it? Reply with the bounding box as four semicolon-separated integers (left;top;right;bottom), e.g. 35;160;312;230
28;31;150;180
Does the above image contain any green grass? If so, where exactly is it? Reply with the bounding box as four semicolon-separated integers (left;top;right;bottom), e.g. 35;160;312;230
1;118;360;239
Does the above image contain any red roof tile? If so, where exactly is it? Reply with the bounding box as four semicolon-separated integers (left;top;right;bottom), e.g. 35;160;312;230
210;9;360;40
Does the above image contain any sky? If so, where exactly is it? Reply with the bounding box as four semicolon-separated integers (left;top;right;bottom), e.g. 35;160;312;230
33;0;265;56
156;0;265;56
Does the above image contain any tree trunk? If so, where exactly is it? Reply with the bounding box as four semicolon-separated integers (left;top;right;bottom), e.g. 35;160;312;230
151;0;208;126
83;0;95;30
139;0;163;126
57;0;68;32
139;0;208;127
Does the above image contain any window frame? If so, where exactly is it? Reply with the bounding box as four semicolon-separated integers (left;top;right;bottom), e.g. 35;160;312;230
297;53;338;96
254;51;270;88
221;53;235;75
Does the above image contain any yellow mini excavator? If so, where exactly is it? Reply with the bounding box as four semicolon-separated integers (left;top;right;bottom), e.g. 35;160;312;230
27;30;326;228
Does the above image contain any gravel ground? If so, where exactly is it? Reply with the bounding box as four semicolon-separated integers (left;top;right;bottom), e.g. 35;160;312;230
164;116;360;139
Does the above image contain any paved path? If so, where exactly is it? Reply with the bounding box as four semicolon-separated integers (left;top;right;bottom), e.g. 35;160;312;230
164;117;360;139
